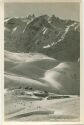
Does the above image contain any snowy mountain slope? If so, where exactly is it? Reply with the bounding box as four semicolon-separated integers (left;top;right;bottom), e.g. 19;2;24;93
4;15;80;95
4;14;80;122
4;51;80;95
43;62;80;95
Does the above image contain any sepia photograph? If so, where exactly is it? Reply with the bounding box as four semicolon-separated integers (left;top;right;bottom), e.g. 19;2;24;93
4;2;80;122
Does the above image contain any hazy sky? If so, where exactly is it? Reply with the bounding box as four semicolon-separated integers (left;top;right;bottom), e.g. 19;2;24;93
4;2;80;21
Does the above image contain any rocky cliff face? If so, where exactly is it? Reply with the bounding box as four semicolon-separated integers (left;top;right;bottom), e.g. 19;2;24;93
4;15;80;61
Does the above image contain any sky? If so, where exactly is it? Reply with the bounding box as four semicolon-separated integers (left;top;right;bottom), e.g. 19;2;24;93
4;2;80;21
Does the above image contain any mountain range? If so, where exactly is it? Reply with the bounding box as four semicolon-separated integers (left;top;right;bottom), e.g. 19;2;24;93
4;14;80;61
4;14;80;95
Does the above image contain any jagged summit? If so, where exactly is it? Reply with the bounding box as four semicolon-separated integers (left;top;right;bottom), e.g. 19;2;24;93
4;14;80;61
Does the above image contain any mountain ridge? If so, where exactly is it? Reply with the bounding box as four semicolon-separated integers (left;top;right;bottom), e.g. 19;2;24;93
4;14;80;61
